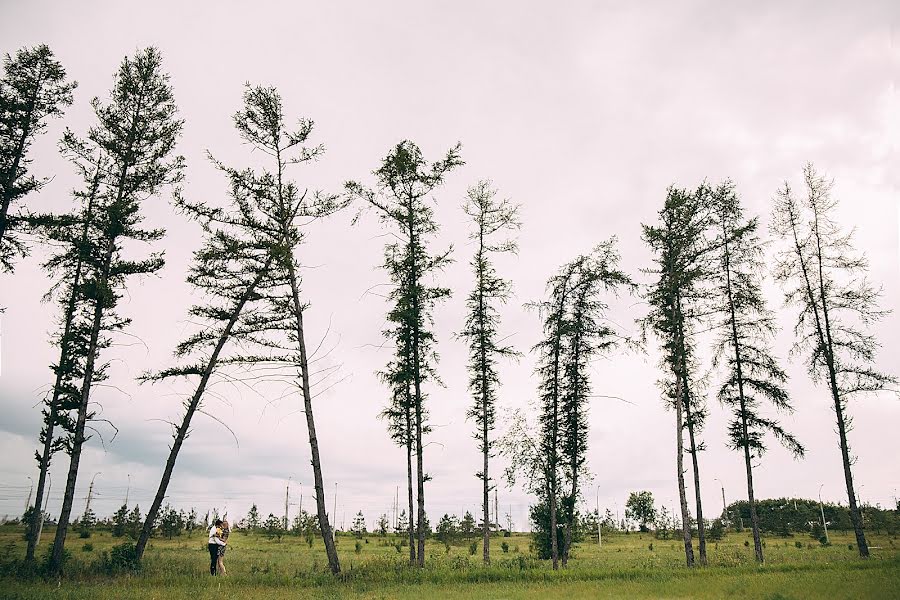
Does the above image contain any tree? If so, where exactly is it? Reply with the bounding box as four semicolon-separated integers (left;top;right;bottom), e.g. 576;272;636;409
522;257;579;569
25;131;105;562
771;164;897;558
459;180;520;564
507;244;631;569
352;511;367;538
246;504;261;531
642;185;716;567
376;513;390;537
158;504;183;539
229;85;346;574
459;510;476;541
395;510;409;537
435;513;458;544
709;180;804;563
263;513;285;541
558;242;633;565
347;140;463;566
49;47;184;574
126;505;142;539
112;504;128;537
0;44;76;272
625;491;657;532
137;86;340;573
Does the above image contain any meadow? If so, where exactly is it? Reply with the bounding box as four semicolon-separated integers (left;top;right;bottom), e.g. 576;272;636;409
1;525;898;599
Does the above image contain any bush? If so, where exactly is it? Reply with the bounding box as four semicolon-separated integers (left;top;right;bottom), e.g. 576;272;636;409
354;541;362;554
82;543;94;552
468;541;477;556
501;541;509;553
794;541;803;549
97;542;140;575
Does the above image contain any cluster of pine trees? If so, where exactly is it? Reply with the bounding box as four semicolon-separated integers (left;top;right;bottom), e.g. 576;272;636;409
2;44;895;576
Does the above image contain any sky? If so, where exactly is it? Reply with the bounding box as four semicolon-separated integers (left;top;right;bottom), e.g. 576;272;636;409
0;0;898;532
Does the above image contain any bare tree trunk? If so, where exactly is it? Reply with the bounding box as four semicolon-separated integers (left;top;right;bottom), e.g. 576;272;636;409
406;414;416;565
135;257;273;561
682;381;707;566
284;253;341;574
674;368;694;567
743;441;763;562
481;401;490;565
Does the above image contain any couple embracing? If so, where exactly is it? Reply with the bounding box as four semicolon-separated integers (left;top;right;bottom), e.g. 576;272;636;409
207;518;230;575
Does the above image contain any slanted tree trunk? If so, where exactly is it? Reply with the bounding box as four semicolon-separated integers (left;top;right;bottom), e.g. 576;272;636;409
49;240;114;573
26;168;99;562
284;255;341;575
135;257;273;561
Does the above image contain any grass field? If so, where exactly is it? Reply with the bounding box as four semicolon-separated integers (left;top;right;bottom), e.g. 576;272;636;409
1;525;898;599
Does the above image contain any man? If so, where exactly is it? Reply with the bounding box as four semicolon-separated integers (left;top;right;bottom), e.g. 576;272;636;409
208;519;226;575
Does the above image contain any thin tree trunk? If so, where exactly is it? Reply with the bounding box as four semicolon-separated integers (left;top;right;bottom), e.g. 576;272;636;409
135;256;273;561
49;240;114;573
285;259;341;575
743;441;763;561
809;210;869;558
721;226;764;563
404;197;428;567
674;367;694;567
476;227;491;565
406;407;416;565
26;167;100;561
682;379;707;566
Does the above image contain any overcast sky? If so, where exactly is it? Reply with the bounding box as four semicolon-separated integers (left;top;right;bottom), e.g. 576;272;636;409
1;1;898;531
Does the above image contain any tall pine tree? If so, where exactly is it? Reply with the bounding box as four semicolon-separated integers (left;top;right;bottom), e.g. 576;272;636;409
642;185;715;567
709;180;803;563
772;164;896;558
347;140;462;566
49;47;183;573
24;132;106;561
459;180;520;565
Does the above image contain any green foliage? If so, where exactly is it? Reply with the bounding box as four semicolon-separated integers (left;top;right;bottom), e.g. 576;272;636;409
111;504;127;538
708;519;726;542
0;44;77;272
529;499;566;560
97;542;140;575
352;511;367;538
263;514;285;541
246;504;261;531
626;491;657;533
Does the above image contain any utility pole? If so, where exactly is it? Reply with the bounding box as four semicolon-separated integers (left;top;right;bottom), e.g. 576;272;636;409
124;473;131;506
818;484;829;544
494;489;498;530
284;477;291;530
298;482;303;517
333;482;338;537
84;472;101;518
36;473;51;548
595;485;601;547
714;477;727;523
25;476;34;513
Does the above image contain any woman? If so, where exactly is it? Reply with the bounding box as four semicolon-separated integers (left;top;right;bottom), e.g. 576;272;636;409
216;518;230;576
207;519;225;575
